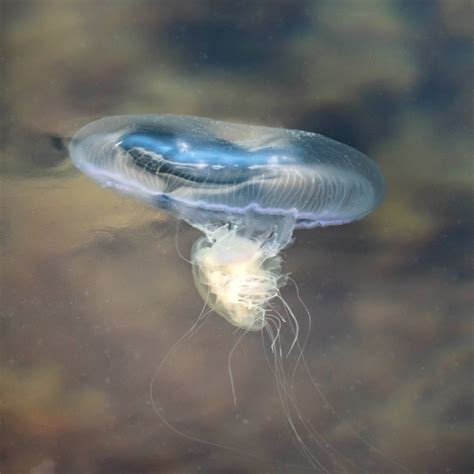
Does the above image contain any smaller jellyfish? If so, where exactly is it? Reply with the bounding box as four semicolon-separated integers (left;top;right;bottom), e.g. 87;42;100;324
70;114;383;332
69;114;384;470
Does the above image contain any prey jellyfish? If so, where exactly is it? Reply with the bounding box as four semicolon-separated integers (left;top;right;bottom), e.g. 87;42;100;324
70;115;385;471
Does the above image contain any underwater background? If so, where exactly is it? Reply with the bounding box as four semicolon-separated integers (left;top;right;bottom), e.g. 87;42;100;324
1;1;473;473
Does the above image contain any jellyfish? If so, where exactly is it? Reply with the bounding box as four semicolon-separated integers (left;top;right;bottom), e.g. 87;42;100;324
70;115;383;329
69;114;385;471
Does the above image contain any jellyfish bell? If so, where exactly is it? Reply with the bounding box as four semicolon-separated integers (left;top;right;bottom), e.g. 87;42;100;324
70;114;384;334
69;115;383;230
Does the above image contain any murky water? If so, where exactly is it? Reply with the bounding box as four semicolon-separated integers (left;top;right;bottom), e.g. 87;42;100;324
2;1;473;473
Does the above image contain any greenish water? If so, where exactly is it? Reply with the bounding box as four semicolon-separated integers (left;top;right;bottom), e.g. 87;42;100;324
1;1;472;473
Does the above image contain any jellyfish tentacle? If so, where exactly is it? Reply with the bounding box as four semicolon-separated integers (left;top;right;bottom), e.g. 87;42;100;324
263;297;359;473
272;282;412;474
277;294;300;358
263;318;338;473
173;219;192;264
227;328;251;407
149;302;262;460
287;277;313;388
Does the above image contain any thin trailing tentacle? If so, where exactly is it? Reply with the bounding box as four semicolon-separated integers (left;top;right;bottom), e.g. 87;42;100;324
174;219;192;264
280;278;412;473
263;295;356;472
227;328;251;407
